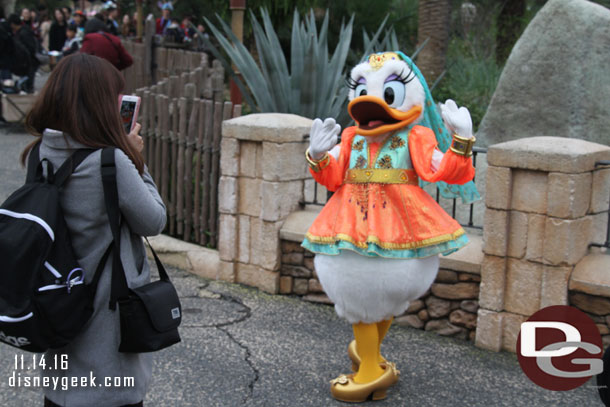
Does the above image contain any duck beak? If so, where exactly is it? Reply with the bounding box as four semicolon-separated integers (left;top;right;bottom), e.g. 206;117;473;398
348;95;422;137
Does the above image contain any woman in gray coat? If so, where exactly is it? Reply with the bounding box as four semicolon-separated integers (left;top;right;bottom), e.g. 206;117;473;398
21;53;166;407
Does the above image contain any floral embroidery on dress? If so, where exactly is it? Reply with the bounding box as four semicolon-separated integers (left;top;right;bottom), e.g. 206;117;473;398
390;135;405;150
352;139;365;152
354;155;367;169
377;154;393;169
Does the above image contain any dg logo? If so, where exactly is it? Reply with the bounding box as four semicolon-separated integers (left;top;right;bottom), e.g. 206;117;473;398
517;305;605;394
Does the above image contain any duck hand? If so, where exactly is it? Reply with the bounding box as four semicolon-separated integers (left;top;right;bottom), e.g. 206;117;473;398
309;118;340;160
440;99;473;139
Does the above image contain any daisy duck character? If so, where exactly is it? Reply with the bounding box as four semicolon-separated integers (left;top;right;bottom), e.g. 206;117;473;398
302;51;480;402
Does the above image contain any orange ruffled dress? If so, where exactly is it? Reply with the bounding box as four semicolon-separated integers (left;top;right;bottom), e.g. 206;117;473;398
302;125;475;259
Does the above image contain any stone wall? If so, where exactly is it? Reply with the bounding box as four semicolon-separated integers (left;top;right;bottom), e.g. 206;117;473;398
278;209;485;342
476;137;610;353
217;113;313;293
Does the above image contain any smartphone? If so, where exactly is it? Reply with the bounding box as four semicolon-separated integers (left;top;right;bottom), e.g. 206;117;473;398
119;94;141;134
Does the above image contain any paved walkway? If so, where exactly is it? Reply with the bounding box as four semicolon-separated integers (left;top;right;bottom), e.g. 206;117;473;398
0;129;603;406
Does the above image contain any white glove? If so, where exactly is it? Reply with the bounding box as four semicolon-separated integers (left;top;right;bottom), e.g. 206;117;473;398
309;118;341;160
440;99;473;139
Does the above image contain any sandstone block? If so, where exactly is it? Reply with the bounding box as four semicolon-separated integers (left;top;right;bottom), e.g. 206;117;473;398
303;294;333;305
425;319;464;337
237;215;250;264
238;141;260;178
282;252;304;266
261;141;309;181
458;273;481;282
590;169;610;214
236;263;279;294
187;248;220;281
543;216;592;266
303;179;316;203
238;177;262;217
293;278;309;295
569;292;610;316
395;315;424;329
218;176;238;214
439;233;484;274
308;278;323;293
597;324;610;336
418;309;430;322
436;269;458;283
425;296;452;318
570;253;610;297
431;283;479;300
460;300;479;313
475;309;503;352
282;241;304;253
406;300;425;314
279;209;319;242
479;255;506;311
547;172;592;219
507;211;528;258
218;214;237;261
504;259;542;316
501;312;527;353
485;166;512;210
279;276;293;294
540;266;571;308
217;261;236;282
525;214;546;262
450;310;477;330
222;113;312;143
510;170;548;214
219;136;239;176
483;209;509;256
250;219;282;271
261;181;304;222
281;265;311;278
590;212;609;246
303;256;315;271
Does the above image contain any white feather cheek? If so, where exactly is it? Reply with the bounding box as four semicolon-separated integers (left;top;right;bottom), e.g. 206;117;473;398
398;79;425;117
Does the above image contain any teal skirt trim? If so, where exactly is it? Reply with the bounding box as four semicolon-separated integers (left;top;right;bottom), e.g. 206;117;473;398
301;233;469;259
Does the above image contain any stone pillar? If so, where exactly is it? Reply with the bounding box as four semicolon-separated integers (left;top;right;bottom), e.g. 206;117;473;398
218;113;313;293
475;136;610;352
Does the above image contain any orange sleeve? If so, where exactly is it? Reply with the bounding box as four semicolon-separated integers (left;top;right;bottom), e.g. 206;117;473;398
408;125;475;185
309;126;357;192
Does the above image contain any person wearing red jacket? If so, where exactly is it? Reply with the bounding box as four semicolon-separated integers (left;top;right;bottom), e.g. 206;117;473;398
80;17;132;71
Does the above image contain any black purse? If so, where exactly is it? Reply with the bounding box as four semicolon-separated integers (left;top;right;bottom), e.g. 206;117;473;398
101;148;181;353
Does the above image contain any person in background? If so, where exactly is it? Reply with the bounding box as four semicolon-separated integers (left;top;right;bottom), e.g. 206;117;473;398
61;24;80;56
181;16;196;42
61;6;73;25
38;9;51;50
155;3;172;35
8;13;39;93
21;8;33;29
102;1;119;36
121;14;135;38
81;17;133;71
49;8;66;52
73;10;86;40
163;17;183;43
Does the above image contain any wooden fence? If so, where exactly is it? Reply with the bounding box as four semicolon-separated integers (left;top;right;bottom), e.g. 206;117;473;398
136;58;241;248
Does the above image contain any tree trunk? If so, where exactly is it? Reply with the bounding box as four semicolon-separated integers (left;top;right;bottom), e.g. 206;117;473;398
496;0;526;64
416;0;451;84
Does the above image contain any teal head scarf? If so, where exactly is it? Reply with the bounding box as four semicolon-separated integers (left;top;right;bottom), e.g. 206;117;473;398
385;51;481;204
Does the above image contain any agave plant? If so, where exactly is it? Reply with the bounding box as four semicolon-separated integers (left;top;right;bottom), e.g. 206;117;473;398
204;8;397;125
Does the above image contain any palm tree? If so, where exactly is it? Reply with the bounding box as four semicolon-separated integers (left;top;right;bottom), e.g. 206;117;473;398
416;0;451;83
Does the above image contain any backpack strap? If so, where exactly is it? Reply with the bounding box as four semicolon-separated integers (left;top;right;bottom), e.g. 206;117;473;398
100;147;171;310
26;141;95;187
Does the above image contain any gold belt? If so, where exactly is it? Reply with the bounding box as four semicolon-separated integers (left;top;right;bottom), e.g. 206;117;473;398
344;169;419;185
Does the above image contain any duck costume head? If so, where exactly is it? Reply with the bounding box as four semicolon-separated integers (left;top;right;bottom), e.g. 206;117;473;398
302;51;480;402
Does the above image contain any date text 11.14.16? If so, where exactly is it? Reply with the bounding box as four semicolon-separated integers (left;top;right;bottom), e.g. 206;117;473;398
14;354;68;370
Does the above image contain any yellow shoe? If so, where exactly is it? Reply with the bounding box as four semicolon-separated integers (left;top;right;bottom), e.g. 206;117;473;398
347;340;400;384
330;365;395;403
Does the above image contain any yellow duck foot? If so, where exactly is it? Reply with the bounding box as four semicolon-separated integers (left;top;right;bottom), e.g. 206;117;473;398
329;367;395;403
347;340;400;383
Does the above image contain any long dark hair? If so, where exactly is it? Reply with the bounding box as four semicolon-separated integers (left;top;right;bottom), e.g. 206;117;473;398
22;53;144;173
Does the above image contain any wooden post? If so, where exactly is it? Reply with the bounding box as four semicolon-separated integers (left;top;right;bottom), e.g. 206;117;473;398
160;95;170;208
184;83;197;241
194;99;205;245
144;14;156;84
200;99;214;245
176;97;187;236
230;0;245;105
154;95;163;187
169;98;178;235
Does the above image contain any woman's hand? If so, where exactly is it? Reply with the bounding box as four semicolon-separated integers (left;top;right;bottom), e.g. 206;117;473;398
127;123;144;153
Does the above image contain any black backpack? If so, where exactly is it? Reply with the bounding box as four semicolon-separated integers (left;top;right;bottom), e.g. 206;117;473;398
0;143;107;352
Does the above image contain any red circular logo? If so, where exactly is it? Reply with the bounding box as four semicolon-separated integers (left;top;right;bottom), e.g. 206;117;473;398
517;305;603;391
